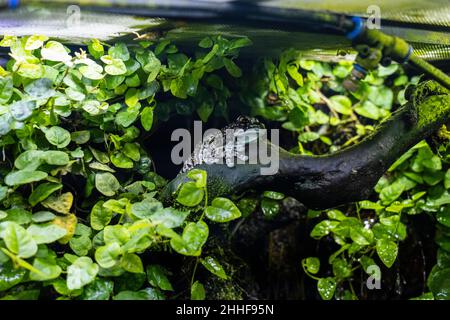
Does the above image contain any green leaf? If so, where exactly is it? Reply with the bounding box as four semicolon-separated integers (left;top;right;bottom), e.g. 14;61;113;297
113;288;164;300
187;169;207;188
44;126;71;148
191;281;205;300
428;267;450;300
0;262;27;291
261;198;281;220
43;151;70;166
0;76;13;104
125;88;139;108
82;279;114;300
146;265;173;291
329;95;352;115
111;152;134;169
71;130;90;144
332;258;353;279
95;173;120;197
115;109;139;127
89;146;109;163
104;58;127;75
66;257;99;290
197;102;214;122
263;191;285;200
317;277;336;300
199;37;213;48
205;197;241;223
31;211;55;223
141;107;154;131
349;225;374;246
90;201;113;230
200;256;228;280
120;253;144;273
14;150;44;170
104;225;130;245
79;64;103;80
130;199;163;219
88;39;104;59
223;58;242;77
2;222;38;258
29;258;61;281
303;257;320;274
10;100;35;121
17;63;45;79
41;192;73;214
69;235;92;256
437;206;450;228
28;182;62;206
310;220;339;239
108;43;130;61
149;207;188;229
176;181;204;207
41;41;71;63
354;100;380;120
24;78;55;99
170;221;209;256
376;239;398;268
95;242;122;268
123;143;140;161
27;223;67;244
5;170;48;186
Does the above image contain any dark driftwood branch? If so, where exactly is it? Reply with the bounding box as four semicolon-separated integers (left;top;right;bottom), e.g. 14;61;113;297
161;81;450;209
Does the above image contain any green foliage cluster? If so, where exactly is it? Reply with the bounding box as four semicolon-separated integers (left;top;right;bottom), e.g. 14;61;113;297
238;49;449;299
240;50;418;154
0;33;448;300
0;35;249;300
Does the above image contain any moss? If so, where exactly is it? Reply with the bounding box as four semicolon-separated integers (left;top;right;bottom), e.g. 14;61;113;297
411;81;450;129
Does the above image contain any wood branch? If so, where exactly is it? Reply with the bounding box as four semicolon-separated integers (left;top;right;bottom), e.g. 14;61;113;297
161;81;450;209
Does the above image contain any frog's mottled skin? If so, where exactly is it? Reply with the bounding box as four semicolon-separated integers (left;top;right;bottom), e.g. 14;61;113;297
181;116;265;173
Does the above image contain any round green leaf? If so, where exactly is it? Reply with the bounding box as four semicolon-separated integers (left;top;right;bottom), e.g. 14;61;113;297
95;173;120;197
28;182;62;206
31;211;55;223
44;126;71;148
317;277;336;300
303;257;320;274
428;267;450;300
329;95;352;115
43;151;70;166
146;264;173;291
141;106;154;131
90;201;113;230
5;170;48;186
176;181;204;207
120;253;144;274
170;221;209;256
82;279;114;300
95;242;122;268
0;262;27;291
200;256;228;280
376;239;398;268
205;197;241;223
191;281;205;300
27;223;67;244
66;257;99;290
3;222;38;258
30;258;62;281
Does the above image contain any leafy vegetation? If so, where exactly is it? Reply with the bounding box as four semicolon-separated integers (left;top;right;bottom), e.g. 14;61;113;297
0;33;448;300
